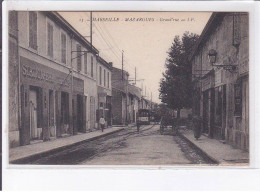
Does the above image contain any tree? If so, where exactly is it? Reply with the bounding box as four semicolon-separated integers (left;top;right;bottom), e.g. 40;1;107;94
159;32;199;119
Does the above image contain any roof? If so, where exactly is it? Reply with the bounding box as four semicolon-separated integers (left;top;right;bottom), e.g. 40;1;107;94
188;12;227;62
128;84;142;99
97;56;113;70
112;66;129;77
46;11;99;54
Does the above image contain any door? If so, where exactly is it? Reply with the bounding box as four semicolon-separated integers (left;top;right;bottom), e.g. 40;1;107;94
203;91;209;134
77;95;84;132
49;90;55;137
222;85;226;140
90;96;95;129
29;89;40;140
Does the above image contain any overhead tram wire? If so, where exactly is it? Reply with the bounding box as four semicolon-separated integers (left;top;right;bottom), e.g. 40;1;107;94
93;23;135;74
87;12;122;54
84;12;137;76
88;13;135;72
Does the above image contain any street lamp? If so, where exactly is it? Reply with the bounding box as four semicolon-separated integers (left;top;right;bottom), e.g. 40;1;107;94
208;49;237;73
208;49;217;64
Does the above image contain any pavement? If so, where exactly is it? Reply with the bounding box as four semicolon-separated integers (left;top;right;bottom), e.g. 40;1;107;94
82;124;192;165
9;125;130;164
180;129;249;166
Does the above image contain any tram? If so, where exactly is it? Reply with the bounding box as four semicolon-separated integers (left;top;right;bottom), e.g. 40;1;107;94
137;109;150;125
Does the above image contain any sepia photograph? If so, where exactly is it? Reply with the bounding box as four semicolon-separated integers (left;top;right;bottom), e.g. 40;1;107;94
7;9;249;166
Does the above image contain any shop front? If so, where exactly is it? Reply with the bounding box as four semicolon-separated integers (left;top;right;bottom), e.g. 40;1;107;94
19;56;85;146
201;70;215;138
97;86;112;128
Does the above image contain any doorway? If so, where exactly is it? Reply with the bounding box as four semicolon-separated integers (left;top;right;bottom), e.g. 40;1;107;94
29;86;42;141
77;94;84;132
61;91;69;134
49;90;56;138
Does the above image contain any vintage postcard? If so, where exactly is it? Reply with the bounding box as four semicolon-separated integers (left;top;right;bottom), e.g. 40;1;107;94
5;5;250;167
2;0;260;191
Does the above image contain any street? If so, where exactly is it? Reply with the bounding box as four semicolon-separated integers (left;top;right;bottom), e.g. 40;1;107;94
28;124;215;165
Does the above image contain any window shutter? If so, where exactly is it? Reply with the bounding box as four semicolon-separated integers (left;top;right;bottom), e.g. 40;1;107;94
33;12;37;49
107;72;110;88
77;45;82;71
47;23;53;57
104;69;106;87
99;66;102;85
61;33;66;64
91;56;94;77
84;52;88;74
29;12;37;50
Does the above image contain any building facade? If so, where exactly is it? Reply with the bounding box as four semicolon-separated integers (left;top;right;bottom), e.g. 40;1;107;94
96;56;112;127
128;84;142;123
111;67;129;125
190;12;249;150
9;11;99;148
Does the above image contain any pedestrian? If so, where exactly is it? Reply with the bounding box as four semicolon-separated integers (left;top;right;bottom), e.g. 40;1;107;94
192;115;201;140
99;116;106;132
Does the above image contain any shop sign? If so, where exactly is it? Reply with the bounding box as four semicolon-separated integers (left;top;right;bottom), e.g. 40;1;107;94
202;74;214;91
215;69;223;87
20;57;84;94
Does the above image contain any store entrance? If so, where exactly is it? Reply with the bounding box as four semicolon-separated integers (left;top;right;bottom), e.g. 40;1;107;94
203;90;209;134
77;94;84;132
49;90;55;138
29;86;42;141
61;91;69;135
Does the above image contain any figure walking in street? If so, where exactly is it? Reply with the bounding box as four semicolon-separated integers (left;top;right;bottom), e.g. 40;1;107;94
192;115;202;140
99;116;106;132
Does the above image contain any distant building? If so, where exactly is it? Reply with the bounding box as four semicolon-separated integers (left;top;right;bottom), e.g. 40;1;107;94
111;67;129;125
190;12;249;150
96;56;113;127
128;84;142;123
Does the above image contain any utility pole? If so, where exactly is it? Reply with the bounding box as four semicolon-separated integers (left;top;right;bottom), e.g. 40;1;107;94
90;11;93;51
135;67;136;85
122;50;124;80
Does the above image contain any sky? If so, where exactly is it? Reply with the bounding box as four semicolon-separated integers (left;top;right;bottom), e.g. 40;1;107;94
59;12;212;103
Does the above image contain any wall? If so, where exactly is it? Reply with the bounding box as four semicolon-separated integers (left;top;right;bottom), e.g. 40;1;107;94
112;89;123;125
9;11;20;147
191;13;249;150
10;11;99;147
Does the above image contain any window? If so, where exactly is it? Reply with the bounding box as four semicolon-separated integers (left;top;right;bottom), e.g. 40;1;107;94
233;13;241;46
47;23;54;57
9;11;18;33
99;66;102;85
61;33;66;64
104;69;106;87
91;56;94;77
77;44;82;71
29;11;37;50
84;52;88;74
107;72;110;88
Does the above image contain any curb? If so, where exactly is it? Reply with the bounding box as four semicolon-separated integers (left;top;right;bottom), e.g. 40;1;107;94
10;127;127;164
178;132;219;165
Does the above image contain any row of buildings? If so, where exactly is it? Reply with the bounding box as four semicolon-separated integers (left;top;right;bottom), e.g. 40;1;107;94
8;11;155;148
190;12;249;151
